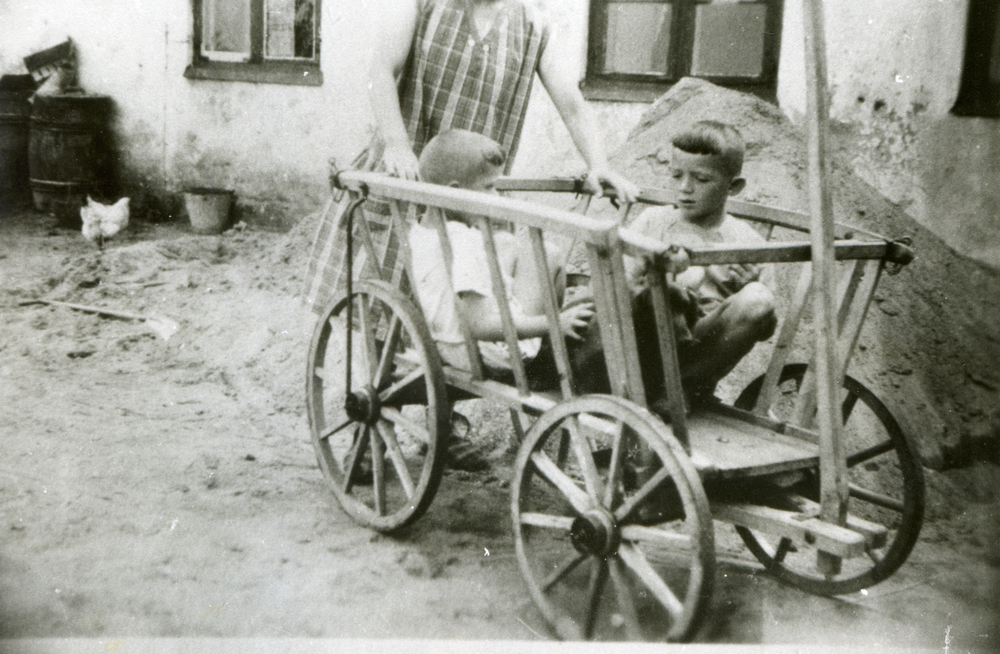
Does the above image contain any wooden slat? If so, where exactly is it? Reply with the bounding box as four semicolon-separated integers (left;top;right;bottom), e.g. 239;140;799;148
608;238;647;405
428;207;485;379
790;495;889;549
685;240;905;266
585;243;630;398
713;503;867;558
493;177;895;242
834;259;883;382
337;172;616;245
477;216;531;395
753;264;812;416
803;0;849;544
686;411;818;479
528;226;575;397
646;267;689;448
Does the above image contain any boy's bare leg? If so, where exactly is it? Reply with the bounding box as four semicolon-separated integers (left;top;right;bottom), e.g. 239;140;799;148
681;282;777;396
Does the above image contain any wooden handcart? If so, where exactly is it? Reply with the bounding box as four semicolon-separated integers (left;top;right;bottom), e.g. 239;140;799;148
305;167;923;641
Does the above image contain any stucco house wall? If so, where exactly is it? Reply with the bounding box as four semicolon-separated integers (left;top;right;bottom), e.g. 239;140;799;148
1;0;996;266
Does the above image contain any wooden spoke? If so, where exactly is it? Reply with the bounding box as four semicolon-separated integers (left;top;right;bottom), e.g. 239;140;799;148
378;367;425;405
313;366;325;381
866;546;884;565
618;542;684;623
356;295;378;380
608;557;643;641
520;512;574;531
772;537;793;564
343;425;370;494
620;525;694;551
846;439;895;467
841;390;860;422
373;314;403;389
319;417;354;443
602;420;627;508
529;451;591;514
377;420;415;499
584;556;608;639
566;415;604;506
371;426;386;516
382;406;431;444
613;465;672;523
849;483;905;512
541;552;588;592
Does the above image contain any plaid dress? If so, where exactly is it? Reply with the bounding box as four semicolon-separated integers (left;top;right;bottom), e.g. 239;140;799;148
305;0;550;315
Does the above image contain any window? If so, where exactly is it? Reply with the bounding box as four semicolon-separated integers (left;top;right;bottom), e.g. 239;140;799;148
952;0;1000;117
185;0;322;86
583;0;782;102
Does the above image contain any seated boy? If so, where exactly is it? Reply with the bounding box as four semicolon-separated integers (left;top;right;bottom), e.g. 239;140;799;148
627;120;778;406
409;129;597;390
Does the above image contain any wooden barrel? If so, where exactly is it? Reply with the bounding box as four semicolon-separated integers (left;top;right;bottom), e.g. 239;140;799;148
0;87;33;209
28;94;112;225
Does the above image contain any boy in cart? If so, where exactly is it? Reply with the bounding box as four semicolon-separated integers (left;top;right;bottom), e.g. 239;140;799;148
627;120;778;407
409;129;597;387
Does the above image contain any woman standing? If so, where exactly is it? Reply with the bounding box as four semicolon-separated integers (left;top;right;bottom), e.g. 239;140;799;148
306;0;636;313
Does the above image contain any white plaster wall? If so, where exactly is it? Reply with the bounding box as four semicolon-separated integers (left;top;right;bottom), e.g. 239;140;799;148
777;0;968;120
1;1;375;226
776;0;1000;269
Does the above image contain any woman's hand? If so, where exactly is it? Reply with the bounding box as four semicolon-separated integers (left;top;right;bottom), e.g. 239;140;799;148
559;301;595;341
382;142;420;181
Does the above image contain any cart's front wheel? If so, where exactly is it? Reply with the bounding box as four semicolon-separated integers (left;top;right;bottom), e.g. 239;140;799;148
512;395;714;642
734;363;925;595
307;279;449;532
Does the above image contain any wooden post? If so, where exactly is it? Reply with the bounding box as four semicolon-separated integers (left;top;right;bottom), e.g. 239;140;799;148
803;0;848;573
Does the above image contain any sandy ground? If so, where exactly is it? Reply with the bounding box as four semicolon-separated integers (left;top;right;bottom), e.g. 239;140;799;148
1;205;997;653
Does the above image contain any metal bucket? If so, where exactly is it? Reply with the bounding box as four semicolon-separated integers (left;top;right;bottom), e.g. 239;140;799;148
184;188;233;234
28;93;112;225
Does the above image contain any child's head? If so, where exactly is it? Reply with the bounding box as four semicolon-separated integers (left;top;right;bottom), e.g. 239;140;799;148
669;121;746;224
419;129;506;193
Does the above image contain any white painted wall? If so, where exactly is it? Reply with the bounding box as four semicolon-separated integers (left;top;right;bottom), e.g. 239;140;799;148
1;1;374;227
776;0;1000;269
2;0;996;264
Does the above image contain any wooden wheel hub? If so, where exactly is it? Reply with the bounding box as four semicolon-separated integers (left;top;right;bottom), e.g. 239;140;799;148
571;509;619;557
344;386;380;423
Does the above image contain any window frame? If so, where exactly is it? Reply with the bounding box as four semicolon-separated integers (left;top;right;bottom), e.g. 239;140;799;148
185;0;323;86
582;0;782;103
952;0;1000;118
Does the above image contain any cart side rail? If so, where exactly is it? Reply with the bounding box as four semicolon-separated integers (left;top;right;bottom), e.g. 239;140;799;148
497;177;894;242
335;171;624;400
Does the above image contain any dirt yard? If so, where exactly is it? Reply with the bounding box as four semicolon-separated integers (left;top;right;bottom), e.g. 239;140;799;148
1;200;997;652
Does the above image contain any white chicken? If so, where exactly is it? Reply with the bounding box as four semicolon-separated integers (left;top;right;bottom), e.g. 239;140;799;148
80;196;130;249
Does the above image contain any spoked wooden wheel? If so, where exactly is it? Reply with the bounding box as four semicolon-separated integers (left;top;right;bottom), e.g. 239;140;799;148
734;363;925;595
511;395;714;642
307;279;449;532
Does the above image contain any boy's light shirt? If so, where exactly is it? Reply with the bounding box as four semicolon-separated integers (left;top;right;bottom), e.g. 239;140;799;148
410;220;541;370
626;204;772;301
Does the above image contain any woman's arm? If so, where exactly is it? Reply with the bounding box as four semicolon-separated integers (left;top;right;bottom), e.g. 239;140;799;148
537;28;638;204
367;0;421;179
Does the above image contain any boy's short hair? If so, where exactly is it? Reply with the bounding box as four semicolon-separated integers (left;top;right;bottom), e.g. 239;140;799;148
671;121;745;179
419;129;506;187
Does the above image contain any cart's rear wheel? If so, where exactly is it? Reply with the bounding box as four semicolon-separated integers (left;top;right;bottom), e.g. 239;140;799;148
307;279;449;532
734;363;925;595
512;395;714;642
